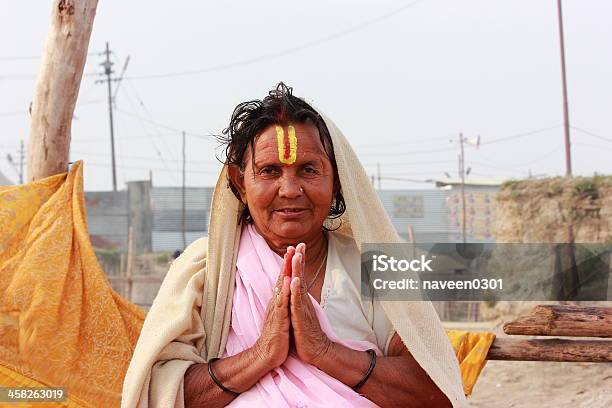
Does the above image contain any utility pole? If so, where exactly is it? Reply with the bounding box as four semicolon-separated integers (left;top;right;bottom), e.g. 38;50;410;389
557;0;572;176
98;42;118;191
19;140;24;184
182;131;187;249
450;133;480;243
459;134;466;243
6;141;25;184
377;162;381;190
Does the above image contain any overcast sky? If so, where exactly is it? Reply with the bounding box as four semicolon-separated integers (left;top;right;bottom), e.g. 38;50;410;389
1;0;611;191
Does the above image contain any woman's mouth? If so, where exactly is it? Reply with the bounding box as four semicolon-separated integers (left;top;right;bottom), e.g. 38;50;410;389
274;208;309;218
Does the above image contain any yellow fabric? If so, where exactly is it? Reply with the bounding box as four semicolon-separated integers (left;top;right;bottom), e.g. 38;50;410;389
0;161;493;406
0;162;145;408
446;330;496;396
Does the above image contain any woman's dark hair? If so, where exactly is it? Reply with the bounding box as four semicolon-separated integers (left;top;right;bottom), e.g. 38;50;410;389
218;82;345;223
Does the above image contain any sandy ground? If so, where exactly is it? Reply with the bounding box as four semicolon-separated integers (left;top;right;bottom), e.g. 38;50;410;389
469;360;612;407
450;321;612;407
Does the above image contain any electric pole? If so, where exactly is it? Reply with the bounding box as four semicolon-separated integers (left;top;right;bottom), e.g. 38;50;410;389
182;131;187;249
459;134;466;243
19;140;24;184
377;162;381;190
97;42;118;191
6;141;25;184
450;134;480;243
557;0;572;176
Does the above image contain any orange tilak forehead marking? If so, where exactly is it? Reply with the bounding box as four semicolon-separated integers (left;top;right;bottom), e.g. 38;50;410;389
275;125;298;165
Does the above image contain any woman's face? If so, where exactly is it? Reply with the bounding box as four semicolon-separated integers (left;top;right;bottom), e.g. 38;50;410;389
230;122;337;247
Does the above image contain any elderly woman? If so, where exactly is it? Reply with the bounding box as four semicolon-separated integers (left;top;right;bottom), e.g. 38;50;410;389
122;84;467;407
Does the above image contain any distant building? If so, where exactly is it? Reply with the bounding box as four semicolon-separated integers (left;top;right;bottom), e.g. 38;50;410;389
377;189;455;243
433;178;503;242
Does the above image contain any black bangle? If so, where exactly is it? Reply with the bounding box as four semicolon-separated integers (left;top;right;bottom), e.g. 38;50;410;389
207;358;241;396
352;349;377;391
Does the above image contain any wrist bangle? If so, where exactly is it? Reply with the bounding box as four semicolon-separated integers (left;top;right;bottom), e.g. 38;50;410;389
352;349;377;391
207;358;241;396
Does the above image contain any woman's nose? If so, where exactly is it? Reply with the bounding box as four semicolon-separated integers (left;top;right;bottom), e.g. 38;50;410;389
278;175;303;198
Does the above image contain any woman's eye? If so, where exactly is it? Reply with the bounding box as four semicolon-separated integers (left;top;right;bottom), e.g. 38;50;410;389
259;166;278;175
303;166;317;174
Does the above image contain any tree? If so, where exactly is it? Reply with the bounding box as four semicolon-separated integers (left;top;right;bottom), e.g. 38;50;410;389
27;0;99;181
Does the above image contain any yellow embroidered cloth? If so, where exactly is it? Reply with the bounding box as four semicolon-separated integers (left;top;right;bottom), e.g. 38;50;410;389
0;162;145;407
0;163;491;406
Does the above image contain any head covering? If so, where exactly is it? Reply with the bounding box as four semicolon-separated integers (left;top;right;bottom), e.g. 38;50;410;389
121;108;469;407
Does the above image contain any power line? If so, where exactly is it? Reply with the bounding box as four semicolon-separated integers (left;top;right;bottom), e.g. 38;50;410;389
74;132;180;143
119;87;180;184
379;176;433;183
0;71;100;80
80;161;220;175
115;108;214;139
359;145;457;157
125;0;428;80
573;142;612;152
0;99;104;118
362;159;456;167
359;125;563;158
480;125;562;145
0;55;44;61
518;144;565;167
354;135;453;149
469;161;524;174
384;170;449;176
71;150;220;166
571;126;612;143
123;78;181;162
467;172;511;179
0;52;101;61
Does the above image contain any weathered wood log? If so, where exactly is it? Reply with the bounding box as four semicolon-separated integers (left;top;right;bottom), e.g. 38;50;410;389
503;305;612;338
27;0;99;182
487;338;612;362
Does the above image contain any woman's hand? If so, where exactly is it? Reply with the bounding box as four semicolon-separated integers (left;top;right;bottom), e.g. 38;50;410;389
253;247;294;369
289;244;334;367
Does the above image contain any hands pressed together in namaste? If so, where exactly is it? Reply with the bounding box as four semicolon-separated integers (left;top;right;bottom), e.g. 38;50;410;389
253;243;333;369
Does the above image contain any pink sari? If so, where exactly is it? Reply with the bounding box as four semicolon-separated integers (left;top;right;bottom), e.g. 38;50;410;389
224;224;380;407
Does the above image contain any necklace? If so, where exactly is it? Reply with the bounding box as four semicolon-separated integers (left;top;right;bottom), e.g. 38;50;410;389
306;253;327;292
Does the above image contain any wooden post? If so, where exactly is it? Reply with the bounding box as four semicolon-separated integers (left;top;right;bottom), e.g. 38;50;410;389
503;305;612;338
119;252;126;297
27;0;99;181
126;226;134;302
487;338;611;362
127;181;153;253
